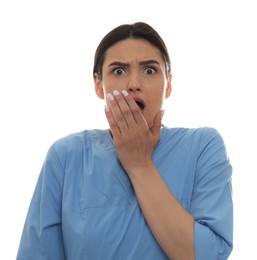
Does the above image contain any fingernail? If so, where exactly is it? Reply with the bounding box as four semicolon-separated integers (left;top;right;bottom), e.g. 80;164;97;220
107;93;114;101
122;90;128;96
105;104;110;112
113;90;120;96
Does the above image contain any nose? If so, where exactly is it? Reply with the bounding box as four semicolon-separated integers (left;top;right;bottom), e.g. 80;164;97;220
126;72;142;93
127;86;142;92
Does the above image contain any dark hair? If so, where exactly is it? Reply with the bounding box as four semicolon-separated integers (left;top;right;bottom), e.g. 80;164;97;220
93;22;171;79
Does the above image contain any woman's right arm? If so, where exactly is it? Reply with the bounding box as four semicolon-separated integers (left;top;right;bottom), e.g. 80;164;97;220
16;146;66;260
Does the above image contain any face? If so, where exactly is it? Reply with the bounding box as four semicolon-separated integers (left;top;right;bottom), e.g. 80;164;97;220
94;38;172;127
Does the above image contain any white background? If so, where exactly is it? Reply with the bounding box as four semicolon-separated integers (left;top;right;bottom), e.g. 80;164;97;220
0;0;256;259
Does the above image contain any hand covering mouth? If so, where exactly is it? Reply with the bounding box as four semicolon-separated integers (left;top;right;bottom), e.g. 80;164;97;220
133;97;145;111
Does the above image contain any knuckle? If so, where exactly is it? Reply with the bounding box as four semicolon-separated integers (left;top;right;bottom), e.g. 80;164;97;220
131;106;140;114
123;109;131;117
115;113;124;121
111;102;119;109
115;136;128;147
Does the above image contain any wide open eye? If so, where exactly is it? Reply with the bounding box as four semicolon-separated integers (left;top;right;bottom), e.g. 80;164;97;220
113;68;125;75
144;67;156;75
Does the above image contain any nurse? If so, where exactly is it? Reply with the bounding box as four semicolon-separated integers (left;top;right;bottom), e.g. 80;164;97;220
17;22;233;260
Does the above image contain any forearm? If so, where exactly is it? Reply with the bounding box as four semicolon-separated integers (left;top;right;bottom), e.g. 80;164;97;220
128;161;195;260
104;91;195;258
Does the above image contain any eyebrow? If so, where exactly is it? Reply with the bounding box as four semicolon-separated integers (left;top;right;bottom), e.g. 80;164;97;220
108;59;161;67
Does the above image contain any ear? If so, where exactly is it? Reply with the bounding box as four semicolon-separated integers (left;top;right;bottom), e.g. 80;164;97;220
165;73;172;98
94;73;105;99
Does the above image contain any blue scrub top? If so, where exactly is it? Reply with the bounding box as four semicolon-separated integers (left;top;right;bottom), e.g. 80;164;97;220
17;126;233;259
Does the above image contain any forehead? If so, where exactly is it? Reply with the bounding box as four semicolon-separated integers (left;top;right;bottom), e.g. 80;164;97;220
104;39;163;64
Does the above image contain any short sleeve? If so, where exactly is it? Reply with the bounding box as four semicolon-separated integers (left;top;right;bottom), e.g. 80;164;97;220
191;128;233;259
16;145;66;259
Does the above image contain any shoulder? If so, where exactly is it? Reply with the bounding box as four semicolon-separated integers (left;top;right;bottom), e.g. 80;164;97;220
51;130;90;151
164;125;219;136
162;126;228;158
47;129;110;159
163;126;222;145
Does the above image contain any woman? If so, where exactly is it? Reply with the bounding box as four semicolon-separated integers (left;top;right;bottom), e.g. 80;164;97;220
17;22;233;260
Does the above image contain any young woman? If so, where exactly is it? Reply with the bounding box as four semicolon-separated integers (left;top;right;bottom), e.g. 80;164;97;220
17;22;233;260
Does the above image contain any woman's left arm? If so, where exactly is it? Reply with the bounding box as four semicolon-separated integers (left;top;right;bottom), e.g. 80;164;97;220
126;160;195;260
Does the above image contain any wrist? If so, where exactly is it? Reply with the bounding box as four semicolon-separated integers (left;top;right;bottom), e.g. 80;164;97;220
125;159;156;180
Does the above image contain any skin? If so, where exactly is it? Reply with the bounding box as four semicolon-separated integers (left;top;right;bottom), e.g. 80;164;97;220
94;39;195;260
